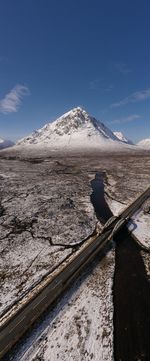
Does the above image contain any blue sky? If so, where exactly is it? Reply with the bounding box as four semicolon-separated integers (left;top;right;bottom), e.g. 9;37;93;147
0;0;150;142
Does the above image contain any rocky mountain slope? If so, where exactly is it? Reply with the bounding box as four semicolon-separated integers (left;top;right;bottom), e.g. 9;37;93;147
17;107;133;151
113;131;134;145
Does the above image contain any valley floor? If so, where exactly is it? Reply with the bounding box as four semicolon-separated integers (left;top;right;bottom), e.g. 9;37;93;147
0;149;150;360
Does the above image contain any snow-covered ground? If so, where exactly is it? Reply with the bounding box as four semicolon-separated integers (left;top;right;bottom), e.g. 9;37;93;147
106;197;150;249
0;152;149;314
105;197;126;216
11;250;115;361
107;195;150;280
129;206;150;279
0;157;96;314
128;209;150;249
0;150;149;360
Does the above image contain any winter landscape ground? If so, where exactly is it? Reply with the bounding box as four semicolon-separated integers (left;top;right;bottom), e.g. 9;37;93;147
1;0;150;359
0;105;149;361
0;145;149;361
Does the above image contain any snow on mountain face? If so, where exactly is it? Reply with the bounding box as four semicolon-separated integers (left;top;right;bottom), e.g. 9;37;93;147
0;138;14;149
113;132;134;145
17;107;132;150
137;138;150;148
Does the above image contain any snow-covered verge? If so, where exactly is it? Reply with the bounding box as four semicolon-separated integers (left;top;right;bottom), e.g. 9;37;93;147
105;197;126;216
128;204;150;279
128;208;150;249
14;250;115;361
106;195;150;248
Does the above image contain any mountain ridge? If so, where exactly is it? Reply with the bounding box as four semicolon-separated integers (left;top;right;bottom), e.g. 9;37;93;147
17;107;133;151
113;131;134;145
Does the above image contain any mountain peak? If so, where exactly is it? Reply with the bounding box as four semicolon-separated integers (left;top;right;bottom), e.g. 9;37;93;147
56;107;91;125
17;108;133;150
42;107;117;139
67;106;85;113
63;106;87;115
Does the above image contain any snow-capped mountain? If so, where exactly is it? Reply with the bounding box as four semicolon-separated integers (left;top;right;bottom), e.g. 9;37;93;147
137;138;150;149
113;131;134;145
0;138;14;149
17;107;133;151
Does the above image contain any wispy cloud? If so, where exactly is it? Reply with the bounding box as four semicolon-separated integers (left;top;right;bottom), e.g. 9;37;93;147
0;84;30;114
111;88;150;108
115;62;131;75
108;114;140;124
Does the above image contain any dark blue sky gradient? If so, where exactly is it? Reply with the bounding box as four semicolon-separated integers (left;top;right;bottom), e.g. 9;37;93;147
0;0;150;142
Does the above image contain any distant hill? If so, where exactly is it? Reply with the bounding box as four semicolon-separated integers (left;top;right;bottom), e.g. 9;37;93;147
137;138;150;148
0;138;14;149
